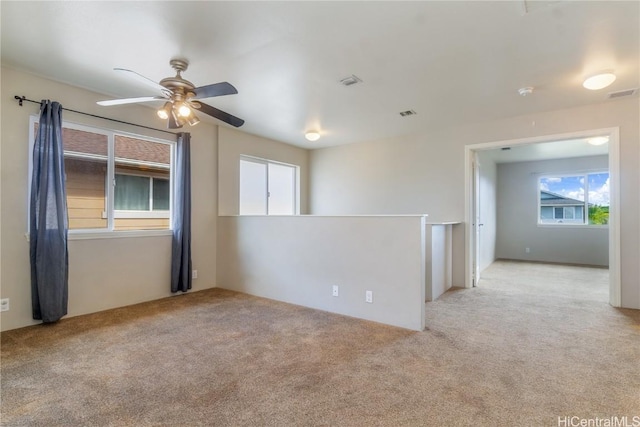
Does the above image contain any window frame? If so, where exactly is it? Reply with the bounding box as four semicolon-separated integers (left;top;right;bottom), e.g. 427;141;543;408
537;171;609;228
239;155;299;216
28;115;175;238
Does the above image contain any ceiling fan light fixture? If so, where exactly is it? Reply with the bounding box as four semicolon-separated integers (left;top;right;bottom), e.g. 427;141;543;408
171;109;187;127
305;131;320;141
157;102;172;120
177;103;192;117
187;113;201;126
583;72;616;90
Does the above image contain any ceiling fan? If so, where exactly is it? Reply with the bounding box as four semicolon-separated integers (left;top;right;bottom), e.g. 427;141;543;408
97;59;244;129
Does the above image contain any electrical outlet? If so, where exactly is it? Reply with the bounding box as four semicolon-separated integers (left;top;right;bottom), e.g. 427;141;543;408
332;285;339;297
0;298;9;312
365;290;373;304
192;270;198;279
525;247;531;253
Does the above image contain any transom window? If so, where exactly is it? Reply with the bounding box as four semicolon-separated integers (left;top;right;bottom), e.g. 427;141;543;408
30;118;174;232
239;156;298;215
538;172;609;225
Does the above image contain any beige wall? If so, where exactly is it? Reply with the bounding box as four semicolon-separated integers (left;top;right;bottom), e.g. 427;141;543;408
218;126;310;215
1;67;219;331
217;215;426;330
310;98;640;309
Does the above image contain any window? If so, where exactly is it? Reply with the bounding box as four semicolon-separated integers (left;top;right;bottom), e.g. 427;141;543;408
31;118;174;232
114;174;169;211
538;172;609;225
239;156;297;215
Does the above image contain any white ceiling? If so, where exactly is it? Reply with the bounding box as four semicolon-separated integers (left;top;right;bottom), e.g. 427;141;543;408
2;1;638;150
478;137;610;164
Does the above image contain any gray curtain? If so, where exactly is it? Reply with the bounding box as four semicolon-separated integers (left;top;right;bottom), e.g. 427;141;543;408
30;100;68;322
171;132;192;293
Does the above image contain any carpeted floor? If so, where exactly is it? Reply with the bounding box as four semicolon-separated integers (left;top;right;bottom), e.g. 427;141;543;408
478;259;610;303
2;260;639;426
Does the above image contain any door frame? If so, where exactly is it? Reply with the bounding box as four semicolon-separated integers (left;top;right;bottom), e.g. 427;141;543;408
464;127;621;307
472;151;481;287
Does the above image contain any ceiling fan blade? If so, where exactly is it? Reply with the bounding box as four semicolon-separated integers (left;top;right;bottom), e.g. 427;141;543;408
97;96;165;106
193;82;238;99
196;102;245;127
114;68;166;92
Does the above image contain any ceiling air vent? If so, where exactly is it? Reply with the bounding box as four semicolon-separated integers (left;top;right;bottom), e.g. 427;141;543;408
399;110;417;117
608;88;637;99
339;75;362;86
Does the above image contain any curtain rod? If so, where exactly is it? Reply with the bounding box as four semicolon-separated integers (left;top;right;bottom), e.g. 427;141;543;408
14;95;176;136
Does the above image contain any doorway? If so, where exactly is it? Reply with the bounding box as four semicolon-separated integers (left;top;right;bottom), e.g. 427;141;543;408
464;128;621;307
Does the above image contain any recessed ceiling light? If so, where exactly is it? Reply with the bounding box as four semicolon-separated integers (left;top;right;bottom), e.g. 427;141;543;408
305;131;320;141
587;136;609;146
583;72;616;90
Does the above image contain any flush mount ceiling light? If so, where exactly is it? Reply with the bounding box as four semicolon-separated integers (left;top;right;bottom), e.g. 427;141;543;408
583;72;616;90
305;131;320;141
587;136;609;146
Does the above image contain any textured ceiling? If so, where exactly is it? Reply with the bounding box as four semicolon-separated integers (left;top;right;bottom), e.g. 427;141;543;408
2;1;638;149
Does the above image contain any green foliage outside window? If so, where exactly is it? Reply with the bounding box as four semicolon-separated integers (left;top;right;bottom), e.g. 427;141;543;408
589;205;609;225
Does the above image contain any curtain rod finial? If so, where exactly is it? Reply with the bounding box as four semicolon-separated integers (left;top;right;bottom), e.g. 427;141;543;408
14;95;26;106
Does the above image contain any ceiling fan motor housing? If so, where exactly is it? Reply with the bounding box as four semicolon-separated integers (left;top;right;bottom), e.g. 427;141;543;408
160;59;197;100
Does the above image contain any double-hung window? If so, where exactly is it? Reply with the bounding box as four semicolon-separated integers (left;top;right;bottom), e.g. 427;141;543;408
30;118;174;233
239;156;298;215
538;172;609;225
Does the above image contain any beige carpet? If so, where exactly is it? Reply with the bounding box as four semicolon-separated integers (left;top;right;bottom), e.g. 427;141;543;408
2;260;639;426
478;259;610;302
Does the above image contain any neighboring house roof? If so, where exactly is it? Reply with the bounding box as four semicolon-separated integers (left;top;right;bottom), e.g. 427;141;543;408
540;190;589;207
61;127;170;165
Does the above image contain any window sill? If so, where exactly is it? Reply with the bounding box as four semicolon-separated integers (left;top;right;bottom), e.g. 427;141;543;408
537;224;608;229
68;229;172;240
113;210;170;219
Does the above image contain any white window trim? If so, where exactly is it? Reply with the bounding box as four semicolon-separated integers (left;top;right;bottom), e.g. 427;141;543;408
239;155;299;215
113;211;170;219
28;115;175;238
68;229;172;240
537;171;609;228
